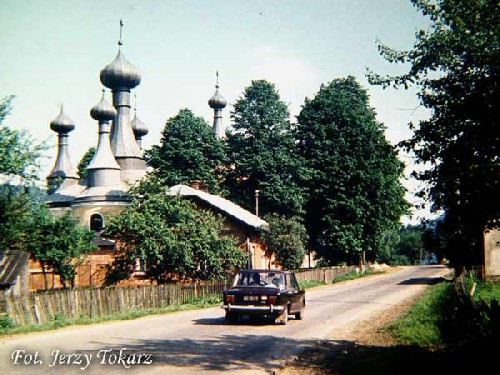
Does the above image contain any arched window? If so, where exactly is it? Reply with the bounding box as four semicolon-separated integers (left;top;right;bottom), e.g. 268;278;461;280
90;213;104;232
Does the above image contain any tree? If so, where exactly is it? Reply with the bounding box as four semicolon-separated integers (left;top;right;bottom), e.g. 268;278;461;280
104;176;246;282
224;80;305;218
0;95;47;250
263;214;308;270
368;0;500;272
0;96;45;181
77;147;96;180
0;185;40;251
146;109;227;193
296;76;408;265
25;206;97;289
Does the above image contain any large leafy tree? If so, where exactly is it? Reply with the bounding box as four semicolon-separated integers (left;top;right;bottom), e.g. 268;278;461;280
146;109;227;193
1;96;95;289
368;0;500;272
296;76;408;264
0;96;45;181
263;214;307;270
224;80;305;218
104;176;246;282
25;207;97;289
0;96;46;250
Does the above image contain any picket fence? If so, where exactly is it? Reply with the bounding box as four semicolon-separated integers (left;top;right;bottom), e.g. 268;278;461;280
3;266;358;326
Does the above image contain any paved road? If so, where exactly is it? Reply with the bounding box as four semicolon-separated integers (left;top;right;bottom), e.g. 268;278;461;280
0;265;450;375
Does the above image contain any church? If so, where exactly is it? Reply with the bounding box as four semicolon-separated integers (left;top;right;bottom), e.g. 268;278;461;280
38;24;273;289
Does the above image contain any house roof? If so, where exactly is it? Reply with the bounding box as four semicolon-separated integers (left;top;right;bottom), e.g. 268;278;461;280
0;250;29;286
167;184;269;232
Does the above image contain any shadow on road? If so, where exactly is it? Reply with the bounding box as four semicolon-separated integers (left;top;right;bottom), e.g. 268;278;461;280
280;339;493;375
397;276;446;285
84;334;319;372
193;316;281;326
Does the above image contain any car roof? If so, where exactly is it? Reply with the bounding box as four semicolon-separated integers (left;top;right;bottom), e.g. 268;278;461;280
239;269;289;274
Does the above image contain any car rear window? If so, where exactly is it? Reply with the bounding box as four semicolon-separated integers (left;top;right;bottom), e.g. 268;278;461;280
234;271;285;289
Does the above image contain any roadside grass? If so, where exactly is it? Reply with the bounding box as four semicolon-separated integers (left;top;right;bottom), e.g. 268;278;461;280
469;279;500;303
332;269;384;283
298;269;386;290
0;296;221;337
386;278;500;347
298;280;327;289
386;281;448;347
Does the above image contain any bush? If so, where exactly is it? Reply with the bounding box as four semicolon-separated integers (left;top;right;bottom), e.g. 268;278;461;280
0;315;15;331
439;276;500;344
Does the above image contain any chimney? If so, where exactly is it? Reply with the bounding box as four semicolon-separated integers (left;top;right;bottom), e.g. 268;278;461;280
189;179;210;193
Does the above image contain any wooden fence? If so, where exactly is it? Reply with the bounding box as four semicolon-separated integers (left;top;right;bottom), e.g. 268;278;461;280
4;280;230;326
3;266;358;326
294;265;359;284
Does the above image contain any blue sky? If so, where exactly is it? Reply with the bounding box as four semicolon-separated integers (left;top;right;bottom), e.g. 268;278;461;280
0;0;434;222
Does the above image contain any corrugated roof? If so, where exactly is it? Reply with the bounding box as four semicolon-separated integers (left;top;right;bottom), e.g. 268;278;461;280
0;250;29;286
167;184;269;231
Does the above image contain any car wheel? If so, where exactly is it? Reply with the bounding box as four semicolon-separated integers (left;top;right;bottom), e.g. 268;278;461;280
225;311;239;323
295;302;305;320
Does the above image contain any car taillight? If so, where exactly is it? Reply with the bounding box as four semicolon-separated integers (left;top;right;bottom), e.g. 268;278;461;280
268;296;276;304
225;294;234;304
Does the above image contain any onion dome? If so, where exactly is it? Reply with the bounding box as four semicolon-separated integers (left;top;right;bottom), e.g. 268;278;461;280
50;107;75;134
100;50;141;89
90;90;117;121
208;86;227;109
131;113;148;139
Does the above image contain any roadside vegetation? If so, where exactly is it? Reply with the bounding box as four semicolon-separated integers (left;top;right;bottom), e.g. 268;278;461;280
332;269;385;283
389;276;500;347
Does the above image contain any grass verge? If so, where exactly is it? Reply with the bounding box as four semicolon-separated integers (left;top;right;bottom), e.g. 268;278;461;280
332;269;384;283
386;281;448;347
298;280;327;289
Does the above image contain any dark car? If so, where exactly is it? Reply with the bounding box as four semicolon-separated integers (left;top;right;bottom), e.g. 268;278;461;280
221;269;305;325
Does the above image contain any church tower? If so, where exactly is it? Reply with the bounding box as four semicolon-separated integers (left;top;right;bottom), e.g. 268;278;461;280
46;107;79;194
99;20;146;183
208;71;227;139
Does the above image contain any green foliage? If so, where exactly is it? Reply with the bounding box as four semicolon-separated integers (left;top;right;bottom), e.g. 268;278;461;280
0;185;38;250
224;80;305;217
263;214;307;270
332;269;383;283
77;147;96;179
24;206;97;288
0;315;15;332
0;96;46;181
368;0;500;269
296;76;408;265
146;109;227;193
388;281;449;346
298;280;327;289
104;176;247;282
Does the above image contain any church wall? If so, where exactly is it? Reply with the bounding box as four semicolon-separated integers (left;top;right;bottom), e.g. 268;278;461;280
70;203;127;229
75;247;116;287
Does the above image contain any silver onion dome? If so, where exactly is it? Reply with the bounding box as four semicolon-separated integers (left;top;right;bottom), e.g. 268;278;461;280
90;91;117;121
131;114;148;139
50;107;75;134
100;50;141;89
208;87;227;109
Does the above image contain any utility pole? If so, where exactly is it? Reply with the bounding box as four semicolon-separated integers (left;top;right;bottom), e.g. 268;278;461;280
255;189;260;217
